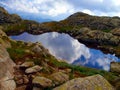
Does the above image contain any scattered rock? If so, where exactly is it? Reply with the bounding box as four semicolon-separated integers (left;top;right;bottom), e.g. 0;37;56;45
59;69;71;73
32;44;42;54
110;62;120;73
33;76;53;88
15;75;29;85
33;87;42;90
16;79;24;85
20;61;35;68
49;72;69;85
15;85;27;90
111;28;120;36
53;74;115;90
24;49;31;53
25;65;43;74
24;42;33;47
23;76;29;84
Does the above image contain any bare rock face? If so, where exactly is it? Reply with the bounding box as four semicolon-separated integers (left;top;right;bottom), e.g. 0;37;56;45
110;62;120;73
0;29;11;48
53;74;115;90
49;72;69;85
0;45;16;90
0;29;16;90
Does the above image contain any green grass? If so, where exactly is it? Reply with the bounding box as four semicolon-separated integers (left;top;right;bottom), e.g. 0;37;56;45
59;26;73;32
102;29;111;33
71;65;118;84
49;58;117;83
7;48;25;61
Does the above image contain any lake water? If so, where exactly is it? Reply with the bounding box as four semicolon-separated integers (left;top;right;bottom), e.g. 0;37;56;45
11;32;120;71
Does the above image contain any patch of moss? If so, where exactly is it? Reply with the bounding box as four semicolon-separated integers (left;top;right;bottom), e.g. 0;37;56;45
59;26;73;32
7;48;25;61
69;65;117;84
102;29;111;33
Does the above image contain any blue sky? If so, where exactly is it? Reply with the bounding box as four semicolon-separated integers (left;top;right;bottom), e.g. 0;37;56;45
0;0;120;20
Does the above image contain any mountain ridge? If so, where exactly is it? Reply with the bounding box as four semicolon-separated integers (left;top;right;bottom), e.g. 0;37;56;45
0;6;120;57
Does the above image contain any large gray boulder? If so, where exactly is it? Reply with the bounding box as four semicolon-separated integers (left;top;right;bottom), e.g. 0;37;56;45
49;72;69;85
33;76;53;88
25;65;43;74
0;30;16;90
0;45;16;90
53;74;114;90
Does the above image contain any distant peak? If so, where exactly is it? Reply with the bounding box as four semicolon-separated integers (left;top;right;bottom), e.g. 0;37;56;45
68;12;90;18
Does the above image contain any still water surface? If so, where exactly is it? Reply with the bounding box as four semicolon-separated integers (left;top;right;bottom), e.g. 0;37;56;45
11;32;120;71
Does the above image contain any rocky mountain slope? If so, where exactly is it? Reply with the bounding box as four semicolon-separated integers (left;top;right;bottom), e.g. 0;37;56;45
0;6;120;90
0;23;118;90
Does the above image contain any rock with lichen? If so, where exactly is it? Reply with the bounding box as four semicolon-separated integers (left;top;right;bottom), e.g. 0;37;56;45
49;72;69;85
53;74;115;90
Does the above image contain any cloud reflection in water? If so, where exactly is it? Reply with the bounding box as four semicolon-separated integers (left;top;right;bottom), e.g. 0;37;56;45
11;32;120;71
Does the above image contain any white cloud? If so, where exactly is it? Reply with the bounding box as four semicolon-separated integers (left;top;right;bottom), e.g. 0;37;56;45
111;0;120;6
1;0;120;21
70;39;91;63
0;0;74;17
82;9;95;15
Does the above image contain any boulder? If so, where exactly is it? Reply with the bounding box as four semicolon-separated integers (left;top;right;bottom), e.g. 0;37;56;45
53;74;115;90
25;65;43;74
110;62;120;73
32;76;53;88
32;44;42;54
0;45;16;90
49;72;69;85
20;61;35;68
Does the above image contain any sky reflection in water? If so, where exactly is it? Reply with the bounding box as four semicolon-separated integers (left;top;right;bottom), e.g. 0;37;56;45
11;32;120;71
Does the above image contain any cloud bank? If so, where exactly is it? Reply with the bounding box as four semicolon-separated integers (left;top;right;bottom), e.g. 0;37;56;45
1;0;120;20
